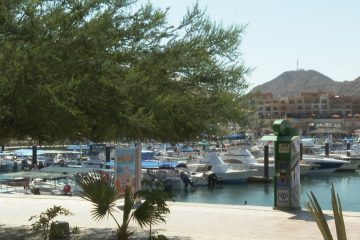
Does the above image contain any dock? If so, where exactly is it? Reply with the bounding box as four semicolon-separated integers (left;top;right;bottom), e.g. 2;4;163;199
247;176;273;183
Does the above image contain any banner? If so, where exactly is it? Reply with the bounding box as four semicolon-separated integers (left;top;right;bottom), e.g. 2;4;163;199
114;147;136;195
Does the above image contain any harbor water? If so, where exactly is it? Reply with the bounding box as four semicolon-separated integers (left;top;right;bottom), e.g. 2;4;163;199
174;171;360;212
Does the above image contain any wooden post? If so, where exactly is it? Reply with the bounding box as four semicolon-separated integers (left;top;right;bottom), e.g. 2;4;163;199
135;143;142;193
32;146;37;165
105;146;111;169
325;142;330;157
264;145;269;178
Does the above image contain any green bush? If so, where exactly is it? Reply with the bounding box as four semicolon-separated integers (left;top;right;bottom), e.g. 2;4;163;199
28;206;72;240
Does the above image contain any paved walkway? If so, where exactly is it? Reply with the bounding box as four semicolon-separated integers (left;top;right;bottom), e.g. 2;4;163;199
1;193;360;239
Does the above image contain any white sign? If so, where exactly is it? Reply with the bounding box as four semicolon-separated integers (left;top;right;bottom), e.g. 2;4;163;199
279;143;290;153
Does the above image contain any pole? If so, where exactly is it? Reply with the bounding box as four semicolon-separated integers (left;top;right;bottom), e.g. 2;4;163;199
135;143;142;193
105;146;111;169
264;145;269;178
32;146;37;165
325;143;330;157
300;142;303;161
347;141;351;156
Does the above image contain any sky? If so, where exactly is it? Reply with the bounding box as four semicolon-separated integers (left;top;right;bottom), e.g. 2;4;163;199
139;0;360;89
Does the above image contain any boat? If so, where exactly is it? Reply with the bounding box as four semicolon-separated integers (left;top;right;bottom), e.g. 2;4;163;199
190;152;258;183
301;156;349;174
301;138;353;172
221;148;314;176
142;168;196;191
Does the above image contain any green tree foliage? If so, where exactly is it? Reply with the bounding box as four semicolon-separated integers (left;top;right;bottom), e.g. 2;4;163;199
0;0;250;143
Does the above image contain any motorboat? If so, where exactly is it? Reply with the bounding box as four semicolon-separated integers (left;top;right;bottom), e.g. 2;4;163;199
142;168;196;191
190;152;258;183
301;156;350;174
221;148;314;176
221;149;275;176
301;139;354;172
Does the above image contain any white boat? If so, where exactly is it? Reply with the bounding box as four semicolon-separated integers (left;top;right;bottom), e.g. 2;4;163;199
322;153;360;171
222;149;273;173
301;139;353;172
142;168;195;191
302;156;349;174
221;148;313;176
191;152;258;183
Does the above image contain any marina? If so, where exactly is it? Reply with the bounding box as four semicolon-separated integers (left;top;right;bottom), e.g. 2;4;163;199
1;139;360;212
174;171;360;211
1;130;360;240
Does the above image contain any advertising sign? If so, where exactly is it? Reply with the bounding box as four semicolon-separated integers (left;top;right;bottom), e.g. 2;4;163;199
277;189;290;207
114;147;136;195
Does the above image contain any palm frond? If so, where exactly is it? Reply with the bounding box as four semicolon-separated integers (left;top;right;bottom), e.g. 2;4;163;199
78;172;120;221
132;200;167;228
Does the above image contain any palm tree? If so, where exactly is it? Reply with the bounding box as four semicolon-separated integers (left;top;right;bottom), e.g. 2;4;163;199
78;171;171;240
305;184;347;240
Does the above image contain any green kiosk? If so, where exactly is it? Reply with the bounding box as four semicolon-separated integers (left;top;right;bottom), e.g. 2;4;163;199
262;119;301;210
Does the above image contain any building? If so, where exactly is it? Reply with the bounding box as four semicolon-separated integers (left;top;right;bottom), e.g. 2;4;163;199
254;91;360;135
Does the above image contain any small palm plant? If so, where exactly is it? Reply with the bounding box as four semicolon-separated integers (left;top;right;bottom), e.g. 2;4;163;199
78;171;172;240
305;184;347;240
28;205;72;240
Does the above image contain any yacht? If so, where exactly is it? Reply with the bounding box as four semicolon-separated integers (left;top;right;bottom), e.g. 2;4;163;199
221;148;314;176
190;152;258;183
302;138;353;172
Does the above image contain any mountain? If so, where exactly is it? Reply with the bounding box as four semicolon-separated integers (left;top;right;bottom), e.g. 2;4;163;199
252;70;360;96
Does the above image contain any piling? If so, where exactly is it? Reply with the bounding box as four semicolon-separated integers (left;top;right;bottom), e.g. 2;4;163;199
105;146;111;169
32;145;37;165
300;142;303;160
264;145;269;178
325;142;330;157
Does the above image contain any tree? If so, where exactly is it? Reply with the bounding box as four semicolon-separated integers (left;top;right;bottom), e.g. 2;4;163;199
78;171;172;240
0;0;250;143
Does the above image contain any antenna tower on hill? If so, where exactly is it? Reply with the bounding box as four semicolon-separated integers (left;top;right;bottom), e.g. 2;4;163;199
296;59;299;71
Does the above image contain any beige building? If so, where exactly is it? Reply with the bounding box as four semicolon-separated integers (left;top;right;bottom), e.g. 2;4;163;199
255;91;360;135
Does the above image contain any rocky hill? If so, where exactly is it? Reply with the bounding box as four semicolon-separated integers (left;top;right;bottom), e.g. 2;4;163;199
252;70;360;96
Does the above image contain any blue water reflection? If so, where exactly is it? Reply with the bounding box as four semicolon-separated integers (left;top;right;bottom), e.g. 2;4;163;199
174;171;360;211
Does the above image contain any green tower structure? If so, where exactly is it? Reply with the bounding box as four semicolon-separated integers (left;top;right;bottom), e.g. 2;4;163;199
262;119;301;210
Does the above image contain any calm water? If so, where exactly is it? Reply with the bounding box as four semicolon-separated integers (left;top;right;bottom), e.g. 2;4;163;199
173;171;360;212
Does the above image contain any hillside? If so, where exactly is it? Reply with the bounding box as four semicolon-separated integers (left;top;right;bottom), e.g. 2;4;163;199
252;70;360;96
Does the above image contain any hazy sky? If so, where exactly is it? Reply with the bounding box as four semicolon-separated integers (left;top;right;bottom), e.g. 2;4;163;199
139;0;360;89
